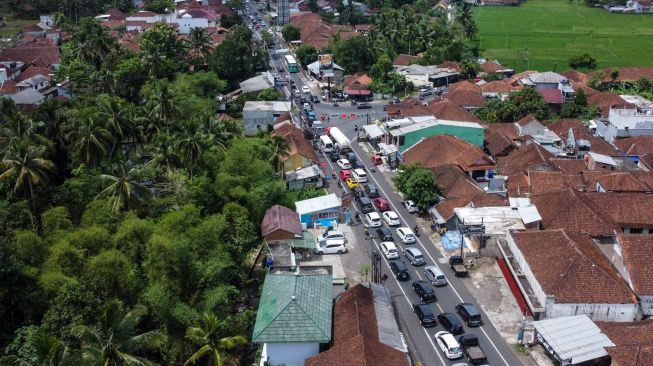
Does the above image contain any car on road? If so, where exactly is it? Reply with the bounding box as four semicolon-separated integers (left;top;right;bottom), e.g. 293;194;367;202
404;247;425;266
412;280;437;302
338;169;352;180
303;102;312;110
371;154;383;165
364;183;380;198
314;239;347;255
396;227;416;244
403;200;419;213
336;159;351;169
317;230;346;243
345;178;359;189
381;241;399;259
373;197;390;211
424;266;447;286
357;196;374;213
365;212;382;228
327;150;339;162
438;313;464;335
357;102;372;109
390;260;410;281
419;87;433;96
311;95;320;103
376;227;393;242
301;85;310;93
351;168;367;183
412;302;437;327
456;303;483;327
434;331;463;360
382;211;401;226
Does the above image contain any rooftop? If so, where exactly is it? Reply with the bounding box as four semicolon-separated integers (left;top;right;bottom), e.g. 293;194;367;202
243;101;291;112
261;205;303;240
454;206;526;234
596;320;653;366
295;193;341;215
616;234;653;296
403;134;495;172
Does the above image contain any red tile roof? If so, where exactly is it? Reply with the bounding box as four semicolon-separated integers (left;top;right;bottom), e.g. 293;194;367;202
434;193;508;221
497;142;554;179
104;7;126;20
615;136;653;156
272;123;319;164
479;61;507;73
583;192;653;229
437;61;461;72
426;98;482;123
305;284;408;366
485;122;518;140
571;81;599;97
616;234;653;295
560;70;589;84
403;134;495;172
593;67;653;83
484;131;516;157
549;158;587;174
392;54;420;66
386;98;429;118
0;47;60;66
0;80;18;94
538;88;564;104
597;320;653;366
430;164;483;198
261;204;302;240
587;92;636;118
447;80;481;94
511;229;636;304
17;66;52;81
440;90;486;108
595;172;651;192
479;80;516;94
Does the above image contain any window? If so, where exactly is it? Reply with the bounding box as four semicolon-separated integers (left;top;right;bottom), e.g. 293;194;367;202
629;228;644;234
318;211;338;219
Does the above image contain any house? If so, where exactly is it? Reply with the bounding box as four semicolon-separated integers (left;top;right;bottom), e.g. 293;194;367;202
286;165;325;190
392;53;420;67
8;88;45;106
478;60;513;78
402;134;495;180
295;193;342;227
305;284;409;366
451;206;526;254
272;123;319;172
594;107;653;144
126;10;162;23
432;192;508;227
343;72;372;100
167;9;219;34
548;118;619;157
506;229;639;321
261;204;303;242
615;135;653;168
437;60;462;73
253;272;333;366
426;98;483;123
243;101;292;135
587;92;635;118
484;130;517;157
384;116;484;151
240;73;275;94
515;115;560;147
582;192;653;234
0;47;61;69
447;80;481;94
385;98;430;119
306;59;344;84
479;80;516;100
538;88;564;114
520;71;566;90
394;64;459;89
438;89;486;111
596;320;653;366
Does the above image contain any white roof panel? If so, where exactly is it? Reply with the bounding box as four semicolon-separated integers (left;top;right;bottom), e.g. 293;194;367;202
295;193;341;215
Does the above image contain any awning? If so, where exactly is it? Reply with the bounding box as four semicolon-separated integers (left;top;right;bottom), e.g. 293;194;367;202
345;89;371;95
362;124;384;139
288;231;316;249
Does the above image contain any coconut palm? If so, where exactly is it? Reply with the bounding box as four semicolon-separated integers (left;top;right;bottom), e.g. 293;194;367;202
71;300;165;366
146;81;180;133
98;162;151;212
0;328;75;366
266;135;290;173
189;28;212;62
0;138;55;199
174;118;208;177
141;50;167;82
184;313;247;366
98;97;136;156
456;2;478;40
65;116;113;166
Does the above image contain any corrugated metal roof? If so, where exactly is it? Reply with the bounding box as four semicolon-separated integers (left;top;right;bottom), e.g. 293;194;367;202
533;315;614;365
295;193;341;215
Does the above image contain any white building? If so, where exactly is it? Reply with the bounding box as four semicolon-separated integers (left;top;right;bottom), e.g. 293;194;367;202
594;107;653;143
243;101;292;135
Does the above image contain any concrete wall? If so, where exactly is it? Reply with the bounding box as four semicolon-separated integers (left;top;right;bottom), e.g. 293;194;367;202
518;120;546;137
545;302;639;322
506;234;547;309
260;342;320;366
244;110;283;135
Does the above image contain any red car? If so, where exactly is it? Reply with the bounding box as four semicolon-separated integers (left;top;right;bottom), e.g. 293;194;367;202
371;154;383;165
339;169;352;181
373;197;390;211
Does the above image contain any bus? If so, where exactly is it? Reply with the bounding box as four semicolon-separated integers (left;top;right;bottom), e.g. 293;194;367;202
284;55;298;73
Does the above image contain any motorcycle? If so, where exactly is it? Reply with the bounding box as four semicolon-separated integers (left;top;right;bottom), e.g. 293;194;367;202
333;102;339;107
414;226;421;237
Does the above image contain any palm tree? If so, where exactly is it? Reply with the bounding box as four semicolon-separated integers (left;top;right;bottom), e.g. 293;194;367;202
0;328;75;366
71;300;165;366
65;116;113;166
456;2;478;40
141;50;167;82
174;118;208;177
146;81;179;133
189;28;212;65
0;138;55;199
98;162;152;212
184;313;247;366
98;97;136;157
266;135;290;173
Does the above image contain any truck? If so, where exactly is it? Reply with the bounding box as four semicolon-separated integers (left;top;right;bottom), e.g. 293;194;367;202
457;334;488;365
328;127;351;152
449;255;468;277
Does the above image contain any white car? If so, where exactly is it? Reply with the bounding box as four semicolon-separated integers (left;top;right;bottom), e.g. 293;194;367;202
314;239;347;255
396;227;416;244
435;331;463;360
336;159;351;169
380;241;399;259
365;212;382;228
382;211;401;226
302;85;310;93
404;200;419;213
318;230;346;243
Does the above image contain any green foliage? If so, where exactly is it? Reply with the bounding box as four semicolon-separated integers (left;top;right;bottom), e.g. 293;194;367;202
41;206;73;236
295;44;318;67
256;88;279;101
144;0;174;13
281;24;301;41
210;25;257;87
80;199;124;231
114;56;149;102
569;53;597;70
219;14;244;29
13;230;47;267
392;164;441;209
475;87;548;122
84;249;136;300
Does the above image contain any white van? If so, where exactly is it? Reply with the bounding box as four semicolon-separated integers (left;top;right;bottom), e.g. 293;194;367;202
424;266;447;286
319;135;334;153
314;239;347;255
352;168;367;183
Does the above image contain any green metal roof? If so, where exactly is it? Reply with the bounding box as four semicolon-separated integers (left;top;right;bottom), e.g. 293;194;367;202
288;231;316;249
252;273;332;343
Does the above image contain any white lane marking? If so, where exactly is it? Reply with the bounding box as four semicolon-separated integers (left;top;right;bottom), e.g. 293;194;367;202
350;147;512;366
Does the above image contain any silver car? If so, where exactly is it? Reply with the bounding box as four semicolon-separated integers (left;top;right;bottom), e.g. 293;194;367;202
424;265;447;286
404;247;425;266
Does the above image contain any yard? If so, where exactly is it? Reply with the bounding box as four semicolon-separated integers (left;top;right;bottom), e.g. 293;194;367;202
474;0;653;72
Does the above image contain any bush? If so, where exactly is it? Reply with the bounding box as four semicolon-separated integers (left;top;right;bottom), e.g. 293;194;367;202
569;53;597;70
42;206;73;236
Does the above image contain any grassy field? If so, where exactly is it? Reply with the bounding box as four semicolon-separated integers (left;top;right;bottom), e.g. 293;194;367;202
474;0;653;72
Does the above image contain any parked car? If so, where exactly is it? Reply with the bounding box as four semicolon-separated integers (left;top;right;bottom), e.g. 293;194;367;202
357;102;372;109
373;197;390;211
364;183;380;198
450;255;468;277
327;150;339;162
412;280;437;303
345;178;360;189
336;159;351;169
419;88;433;96
365;212;382;228
413;302;437;327
371;154;383;165
403;200;419;213
382;211;401;226
338;169;352;181
381;241;399;259
301;85;310;93
396;227;416;244
390;260;410;281
424;266;447;286
317;230;346;243
435;331;463;360
438;313;464;335
314;239;347;255
376;227;393;242
456;303;483;327
404;247;425;266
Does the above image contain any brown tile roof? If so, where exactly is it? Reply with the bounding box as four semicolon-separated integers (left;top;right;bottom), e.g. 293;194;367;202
529;189;615;236
528;171;567;194
595;172;651;192
505;70;538;87
587;92;636;118
386;98;429;118
583;192;653;229
403;134;495;172
305;284;408;366
571;80;599;96
484;131;515;157
274;112;291;124
447;80;481;94
426;98;482;123
22;24;46;33
479;80;515;94
441;90;486;108
272;123;319;164
605;346;653;366
437;61;461;72
511;229;636;304
16;66;52;81
560;70;589;84
497;142;555;179
261;204;302;239
593;67;653;83
104;7;126;20
0;80;18;94
597;320;653;347
485;122;518;140
343;72;372;89
546;118;618;155
0;47;60;66
393;54;419;66
479;61;507;73
549;158;587;174
616;234;653;295
615;136;653;156
430;164;483;198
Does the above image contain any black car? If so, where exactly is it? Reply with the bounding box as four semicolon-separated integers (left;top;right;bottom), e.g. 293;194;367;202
438;313;464;335
357;102;372;109
412;281;437;303
456;303;483;327
364;183;380;198
376;227;393;242
352;186;365;198
328;150;339;162
303;129;315;140
412;303;437;327
389;260;410;281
